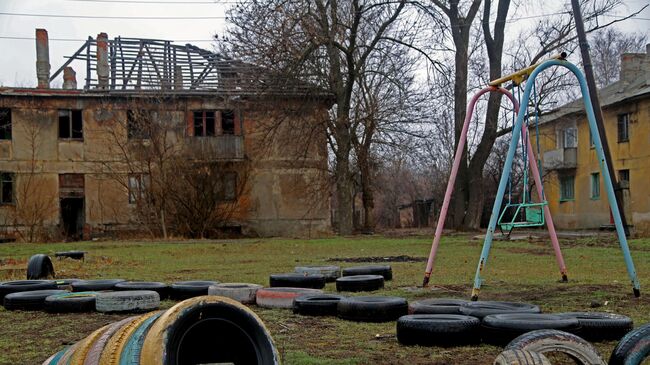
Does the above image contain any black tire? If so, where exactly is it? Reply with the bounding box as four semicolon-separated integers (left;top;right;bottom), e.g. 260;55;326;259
459;301;541;319
54;251;85;260
396;314;480;346
269;273;326;289
342;265;392;280
335;275;384;292
26;254;55;280
293;294;345;316
482;313;581;346
556;312;633;342
71;279;125;292
337;296;408;322
609;322;650;365
115;281;170;299
408;298;469;314
170;281;219;300
505;329;606;365
53;278;82;290
44;291;98;313
3;289;67;311
494;349;551;365
0;280;58;302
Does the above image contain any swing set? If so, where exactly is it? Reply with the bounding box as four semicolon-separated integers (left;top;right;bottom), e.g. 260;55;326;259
421;53;641;301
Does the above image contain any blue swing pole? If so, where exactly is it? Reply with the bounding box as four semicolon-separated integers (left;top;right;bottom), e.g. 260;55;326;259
471;59;640;301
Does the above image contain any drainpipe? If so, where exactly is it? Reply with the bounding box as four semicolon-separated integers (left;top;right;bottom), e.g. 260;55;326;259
35;29;50;89
96;32;109;89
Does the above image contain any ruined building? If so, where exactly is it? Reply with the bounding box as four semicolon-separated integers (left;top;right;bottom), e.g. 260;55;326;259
0;29;331;241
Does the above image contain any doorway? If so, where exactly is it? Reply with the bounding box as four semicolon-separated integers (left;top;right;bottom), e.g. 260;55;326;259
61;198;84;241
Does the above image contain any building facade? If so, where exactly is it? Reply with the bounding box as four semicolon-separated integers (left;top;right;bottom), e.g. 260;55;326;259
536;45;650;235
0;30;331;240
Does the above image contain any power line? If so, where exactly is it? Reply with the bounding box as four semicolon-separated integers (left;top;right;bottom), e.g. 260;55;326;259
0;12;228;20
0;35;215;42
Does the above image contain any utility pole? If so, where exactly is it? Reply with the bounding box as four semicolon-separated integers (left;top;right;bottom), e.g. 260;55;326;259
570;0;630;236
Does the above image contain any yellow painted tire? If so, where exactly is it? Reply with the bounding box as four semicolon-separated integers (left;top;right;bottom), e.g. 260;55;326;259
68;324;111;365
98;311;161;365
56;341;81;365
84;316;139;365
140;295;280;365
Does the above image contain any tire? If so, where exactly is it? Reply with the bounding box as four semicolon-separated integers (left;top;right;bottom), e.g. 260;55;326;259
408;298;469;314
494;349;551;365
119;311;164;365
54;278;82;290
255;287;323;309
609;322;650;365
335;275;384;292
54;251;85;260
56;341;82;365
84;316;138;365
3;289;67;311
44;292;98;313
69;323;113;365
115;281;170;300
26;254;55;280
140;296;280;365
293;294;345;316
342;265;392;280
396;314;480;346
556;312;633;342
42;348;66;365
337;296;408;322
482;313;581;346
97;312;160;365
208;283;263;304
505;329;606;365
0;280;58;302
95;290;160;313
71;279;125;292
170;281;219;300
294;266;341;282
459;301;541;319
269;273;326;289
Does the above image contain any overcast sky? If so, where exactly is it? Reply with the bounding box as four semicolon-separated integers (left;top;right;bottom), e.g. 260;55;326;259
0;0;648;88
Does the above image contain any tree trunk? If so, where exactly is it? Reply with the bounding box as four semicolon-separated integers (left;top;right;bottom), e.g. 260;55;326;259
335;119;354;235
358;145;375;233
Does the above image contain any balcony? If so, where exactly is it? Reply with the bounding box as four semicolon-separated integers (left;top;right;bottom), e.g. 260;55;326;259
185;135;244;160
543;147;577;170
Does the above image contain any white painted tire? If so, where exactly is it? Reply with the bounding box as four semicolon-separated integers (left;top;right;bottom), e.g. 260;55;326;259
208;283;263;304
255;287;323;309
294;266;341;282
95;290;160;313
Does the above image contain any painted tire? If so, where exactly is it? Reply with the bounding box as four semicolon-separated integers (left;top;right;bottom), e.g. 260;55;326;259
54;279;82;290
169;281;219;300
505;329;606;365
4;289;68;311
71;279;125;292
42;348;67;365
26;254;55;280
293;294;345;316
114;282;170;300
269;273;326;289
408;298;469;314
335;275;384;292
342;265;392;280
482;313;581;346
494;349;551;365
609;322;650;365
255;287;323;309
294;266;341;282
459;301;541;319
207;283;263;304
96;291;160;313
56;342;81;365
69;324;113;365
97;312;160;365
396;314;480;346
119;312;163;365
140;296;280;365
556;312;633;341
337;296;408;322
83;317;138;365
45;292;98;313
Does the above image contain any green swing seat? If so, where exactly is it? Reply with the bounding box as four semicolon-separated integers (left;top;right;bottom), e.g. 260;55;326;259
498;201;547;233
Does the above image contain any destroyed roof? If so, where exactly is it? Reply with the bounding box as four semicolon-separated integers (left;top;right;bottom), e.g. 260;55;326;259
49;35;330;98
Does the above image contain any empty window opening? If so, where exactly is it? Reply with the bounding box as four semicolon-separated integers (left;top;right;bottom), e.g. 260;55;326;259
193;111;216;137
591;173;600;199
59;110;83;139
221;110;235;134
127;110;152;139
128;174;150;204
619;169;630;189
0;108;11;140
0;172;14;204
219;172;237;201
617;113;630;142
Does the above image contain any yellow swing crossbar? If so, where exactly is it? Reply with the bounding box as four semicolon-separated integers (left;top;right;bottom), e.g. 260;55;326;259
489;52;567;86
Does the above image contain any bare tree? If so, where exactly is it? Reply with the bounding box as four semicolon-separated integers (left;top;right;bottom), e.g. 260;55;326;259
590;28;647;88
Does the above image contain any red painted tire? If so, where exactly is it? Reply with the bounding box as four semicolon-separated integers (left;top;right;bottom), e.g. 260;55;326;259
255;287;323;309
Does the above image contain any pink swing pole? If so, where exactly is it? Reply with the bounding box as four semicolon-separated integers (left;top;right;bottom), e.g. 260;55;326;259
422;86;568;287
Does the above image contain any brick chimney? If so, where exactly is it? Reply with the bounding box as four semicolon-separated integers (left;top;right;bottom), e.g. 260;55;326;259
35;29;50;89
63;67;77;89
619;45;649;84
96;33;109;89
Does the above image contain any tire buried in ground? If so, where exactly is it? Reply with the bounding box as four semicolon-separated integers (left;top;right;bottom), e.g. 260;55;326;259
97;312;160;365
118;311;164;365
269;273;326;289
335;275;384;292
71;279;125;292
481;313;581;345
294;266;341;282
494;349;551;365
140;296;280;365
556;312;633;341
505;329;606;365
170;281;219;300
115;281;170;300
95;290;160;313
26;254;55;280
84;316;138;365
408;298;469;314
44;291;98;313
337;296;408;322
255;287;324;309
293;294;345;316
3;289;67;311
208;283;263;304
396;314;480;346
342;265;392;280
459;301;541;319
608;322;650;365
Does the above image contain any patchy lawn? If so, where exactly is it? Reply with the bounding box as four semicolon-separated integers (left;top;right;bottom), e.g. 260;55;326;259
0;233;648;364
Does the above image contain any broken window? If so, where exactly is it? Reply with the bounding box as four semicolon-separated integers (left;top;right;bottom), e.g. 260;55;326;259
58;110;83;140
127;110;152;139
128;174;150;204
0;108;11;140
619;169;630;189
219;172;237;201
221;110;235;134
193;111;216;137
0;172;14;204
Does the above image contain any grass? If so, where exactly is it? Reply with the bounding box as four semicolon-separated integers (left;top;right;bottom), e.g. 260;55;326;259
0;233;648;364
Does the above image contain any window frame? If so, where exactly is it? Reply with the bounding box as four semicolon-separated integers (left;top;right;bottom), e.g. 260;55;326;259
0;108;12;141
591;172;600;200
193;111;217;137
618;169;630;189
58;109;84;140
559;175;575;202
128;173;150;204
0;172;14;205
617;113;630;143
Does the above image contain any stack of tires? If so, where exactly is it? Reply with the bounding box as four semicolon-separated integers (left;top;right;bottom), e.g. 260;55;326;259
43;296;280;365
